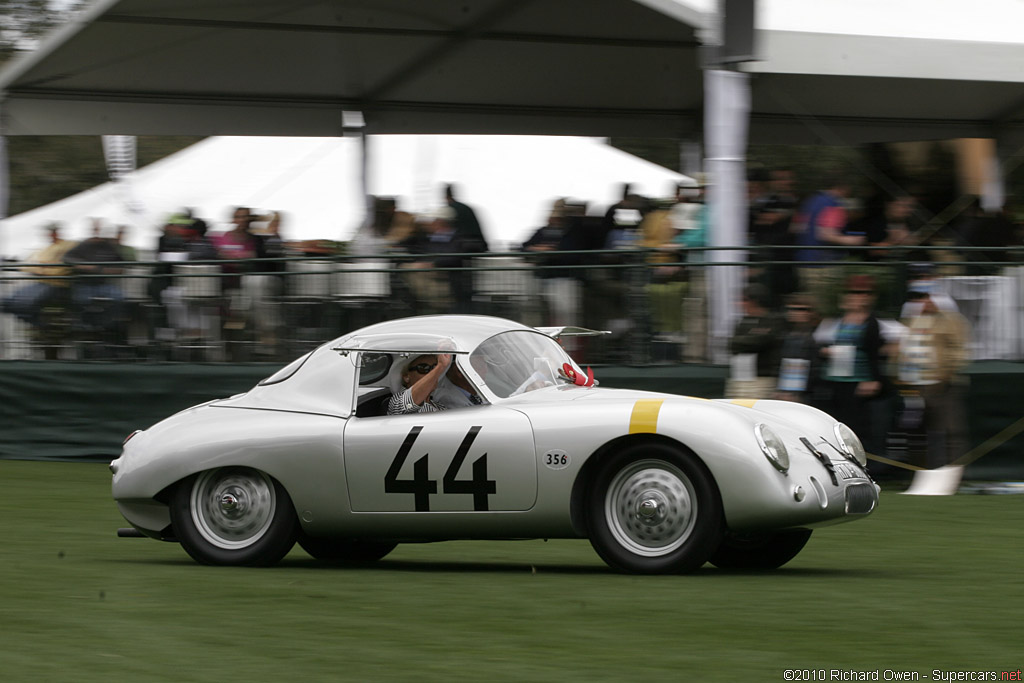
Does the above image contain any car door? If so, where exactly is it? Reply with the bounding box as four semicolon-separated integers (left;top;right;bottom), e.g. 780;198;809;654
343;406;538;513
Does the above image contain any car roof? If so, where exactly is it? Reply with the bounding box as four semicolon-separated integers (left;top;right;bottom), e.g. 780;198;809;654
329;315;536;353
222;316;551;417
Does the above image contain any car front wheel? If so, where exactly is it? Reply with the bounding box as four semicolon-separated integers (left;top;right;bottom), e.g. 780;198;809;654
587;443;723;574
708;529;813;570
171;467;298;566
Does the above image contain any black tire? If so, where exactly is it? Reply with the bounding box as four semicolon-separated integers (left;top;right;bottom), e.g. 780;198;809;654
298;535;397;563
586;442;723;574
709;529;813;570
170;467;298;567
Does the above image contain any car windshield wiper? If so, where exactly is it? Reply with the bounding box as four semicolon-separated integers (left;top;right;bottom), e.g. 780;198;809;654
800;437;838;486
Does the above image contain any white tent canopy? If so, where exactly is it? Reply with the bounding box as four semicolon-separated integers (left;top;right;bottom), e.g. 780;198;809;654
3;0;1021;359
0;135;686;259
2;0;1022;145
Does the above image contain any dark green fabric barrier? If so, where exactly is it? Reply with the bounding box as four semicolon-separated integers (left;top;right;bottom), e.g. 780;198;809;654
1;361;1021;480
0;362;274;463
957;361;1024;480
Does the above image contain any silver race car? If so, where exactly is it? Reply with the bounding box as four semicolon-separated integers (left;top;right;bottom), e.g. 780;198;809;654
111;315;878;573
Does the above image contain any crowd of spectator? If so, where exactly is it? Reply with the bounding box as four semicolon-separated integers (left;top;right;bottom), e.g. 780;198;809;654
4;0;1022;487
0;184;516;360
728;166;1024;475
726;269;971;477
2;169;1021;473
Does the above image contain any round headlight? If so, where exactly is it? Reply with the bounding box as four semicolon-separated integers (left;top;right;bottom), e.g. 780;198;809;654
834;423;867;466
755;423;790;473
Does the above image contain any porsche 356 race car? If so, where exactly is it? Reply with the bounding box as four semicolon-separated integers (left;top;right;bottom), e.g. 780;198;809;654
111;315;878;573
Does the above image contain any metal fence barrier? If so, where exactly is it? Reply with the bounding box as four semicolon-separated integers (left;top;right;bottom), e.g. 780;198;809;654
3;245;1024;365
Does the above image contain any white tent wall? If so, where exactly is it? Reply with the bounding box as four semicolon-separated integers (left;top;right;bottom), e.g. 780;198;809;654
0;137;363;257
0;135;686;259
371;135;687;246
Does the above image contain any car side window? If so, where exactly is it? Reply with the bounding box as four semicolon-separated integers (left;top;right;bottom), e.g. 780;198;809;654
355;387;393;418
358;353;393;386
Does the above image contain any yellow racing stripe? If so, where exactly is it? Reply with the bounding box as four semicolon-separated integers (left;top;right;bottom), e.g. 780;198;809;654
629;399;664;434
730;399;759;408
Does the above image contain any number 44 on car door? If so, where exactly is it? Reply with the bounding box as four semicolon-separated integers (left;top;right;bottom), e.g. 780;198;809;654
343;408;538;513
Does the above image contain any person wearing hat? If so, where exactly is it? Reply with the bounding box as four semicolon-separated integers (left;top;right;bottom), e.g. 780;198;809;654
896;282;970;469
387;353;453;414
386;352;482;414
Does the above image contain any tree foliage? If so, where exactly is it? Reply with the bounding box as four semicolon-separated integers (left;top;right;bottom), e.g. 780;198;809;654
1;2;201;219
6;136;204;218
610;136;977;220
0;0;80;64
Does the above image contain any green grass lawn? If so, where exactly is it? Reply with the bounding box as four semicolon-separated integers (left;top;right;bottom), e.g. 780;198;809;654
1;460;1022;682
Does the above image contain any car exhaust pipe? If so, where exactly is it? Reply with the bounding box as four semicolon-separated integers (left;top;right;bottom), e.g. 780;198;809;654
117;527;146;538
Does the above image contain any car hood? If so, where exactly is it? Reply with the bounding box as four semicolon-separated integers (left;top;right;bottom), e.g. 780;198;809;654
508;385;839;439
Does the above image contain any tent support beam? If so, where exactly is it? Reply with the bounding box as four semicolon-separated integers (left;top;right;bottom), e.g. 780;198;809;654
94;14;696;49
360;0;535;106
5;88;700;122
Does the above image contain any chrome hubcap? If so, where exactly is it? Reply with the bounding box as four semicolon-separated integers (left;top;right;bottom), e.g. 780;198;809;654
605;459;697;557
191;468;276;550
220;492;241;513
637;493;668;524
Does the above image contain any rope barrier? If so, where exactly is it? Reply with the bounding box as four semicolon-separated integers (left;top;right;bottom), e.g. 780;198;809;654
865;412;1024;472
866;453;924;472
953;413;1024;468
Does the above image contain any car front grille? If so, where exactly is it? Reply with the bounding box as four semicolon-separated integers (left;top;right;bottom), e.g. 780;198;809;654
845;483;877;514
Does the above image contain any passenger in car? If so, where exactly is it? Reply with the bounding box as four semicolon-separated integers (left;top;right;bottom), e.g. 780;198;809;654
434;361;484;408
386;353;483;414
387;354;452;414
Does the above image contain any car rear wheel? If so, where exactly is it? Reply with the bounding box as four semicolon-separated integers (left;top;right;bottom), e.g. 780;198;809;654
708;529;813;570
587;443;723;574
171;467;298;566
298;536;397;563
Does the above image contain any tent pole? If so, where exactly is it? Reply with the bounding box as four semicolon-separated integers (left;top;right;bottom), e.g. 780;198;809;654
703;68;750;364
360;130;371;233
343;110;371;239
702;0;755;364
0;104;7;260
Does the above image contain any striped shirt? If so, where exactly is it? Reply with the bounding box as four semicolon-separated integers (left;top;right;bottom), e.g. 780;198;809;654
387;388;447;415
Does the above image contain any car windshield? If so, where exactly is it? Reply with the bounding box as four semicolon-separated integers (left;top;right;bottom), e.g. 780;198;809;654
471;331;579;399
